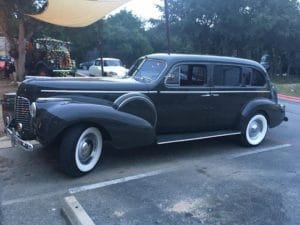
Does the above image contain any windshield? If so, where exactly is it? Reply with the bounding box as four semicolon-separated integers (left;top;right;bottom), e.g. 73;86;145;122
131;58;166;83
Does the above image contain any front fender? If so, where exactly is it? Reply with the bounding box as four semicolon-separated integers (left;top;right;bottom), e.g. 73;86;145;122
35;100;156;148
241;98;286;128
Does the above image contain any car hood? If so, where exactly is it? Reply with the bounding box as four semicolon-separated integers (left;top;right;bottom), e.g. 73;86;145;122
18;77;151;101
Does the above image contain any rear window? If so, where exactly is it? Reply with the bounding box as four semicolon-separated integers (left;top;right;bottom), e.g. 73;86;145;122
243;67;266;86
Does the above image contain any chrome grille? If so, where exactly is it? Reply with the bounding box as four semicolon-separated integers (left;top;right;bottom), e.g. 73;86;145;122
15;96;31;132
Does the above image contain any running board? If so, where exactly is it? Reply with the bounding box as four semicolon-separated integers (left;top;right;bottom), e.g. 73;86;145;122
157;130;241;145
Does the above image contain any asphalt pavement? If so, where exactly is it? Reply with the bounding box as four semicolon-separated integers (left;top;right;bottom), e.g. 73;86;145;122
0;100;299;225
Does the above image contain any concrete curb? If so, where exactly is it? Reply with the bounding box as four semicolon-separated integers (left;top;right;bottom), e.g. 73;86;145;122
62;196;95;225
278;94;300;103
0;136;11;149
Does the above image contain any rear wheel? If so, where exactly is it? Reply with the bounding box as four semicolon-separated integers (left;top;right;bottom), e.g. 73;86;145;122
59;125;103;177
240;114;268;146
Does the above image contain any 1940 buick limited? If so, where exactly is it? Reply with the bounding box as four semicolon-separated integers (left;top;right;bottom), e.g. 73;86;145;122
2;54;287;176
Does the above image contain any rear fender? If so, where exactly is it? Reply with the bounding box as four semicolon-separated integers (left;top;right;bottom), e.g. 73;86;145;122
240;98;285;129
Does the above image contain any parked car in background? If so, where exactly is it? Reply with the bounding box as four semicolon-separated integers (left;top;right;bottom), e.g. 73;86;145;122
0;55;13;77
79;60;95;70
3;53;287;177
88;58;128;77
26;38;76;76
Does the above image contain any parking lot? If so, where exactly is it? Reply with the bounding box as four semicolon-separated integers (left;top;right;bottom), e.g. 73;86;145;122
0;100;299;225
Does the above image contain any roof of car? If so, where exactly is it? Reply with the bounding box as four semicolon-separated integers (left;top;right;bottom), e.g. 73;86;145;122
146;53;264;69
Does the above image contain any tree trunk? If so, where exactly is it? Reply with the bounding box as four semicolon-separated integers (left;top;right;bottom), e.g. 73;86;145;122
16;17;26;81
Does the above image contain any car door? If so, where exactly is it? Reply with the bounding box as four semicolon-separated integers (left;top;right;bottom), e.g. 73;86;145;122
151;63;212;134
209;64;269;131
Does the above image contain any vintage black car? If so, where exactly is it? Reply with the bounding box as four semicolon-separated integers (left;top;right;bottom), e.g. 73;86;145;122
3;54;287;177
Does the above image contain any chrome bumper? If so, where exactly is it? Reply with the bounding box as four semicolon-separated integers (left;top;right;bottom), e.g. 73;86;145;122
279;104;288;122
5;127;41;151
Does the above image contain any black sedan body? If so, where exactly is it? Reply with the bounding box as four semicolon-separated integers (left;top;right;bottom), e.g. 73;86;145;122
3;53;286;176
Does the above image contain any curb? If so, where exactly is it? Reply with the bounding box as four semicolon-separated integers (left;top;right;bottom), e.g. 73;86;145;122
0;136;11;149
278;94;300;103
62;196;95;225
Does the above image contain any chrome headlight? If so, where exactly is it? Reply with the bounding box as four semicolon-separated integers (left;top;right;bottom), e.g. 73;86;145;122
30;102;37;118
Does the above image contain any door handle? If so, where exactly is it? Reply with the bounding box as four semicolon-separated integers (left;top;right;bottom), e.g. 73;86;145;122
201;94;211;97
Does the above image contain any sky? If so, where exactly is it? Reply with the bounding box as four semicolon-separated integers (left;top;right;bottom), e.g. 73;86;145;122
112;0;163;20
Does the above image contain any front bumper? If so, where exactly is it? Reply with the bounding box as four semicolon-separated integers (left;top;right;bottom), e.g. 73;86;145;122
5;127;41;151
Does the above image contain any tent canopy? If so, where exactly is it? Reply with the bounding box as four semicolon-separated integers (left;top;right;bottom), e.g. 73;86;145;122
29;0;130;27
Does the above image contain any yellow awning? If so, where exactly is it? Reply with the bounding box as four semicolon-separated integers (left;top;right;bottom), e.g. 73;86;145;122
29;0;130;27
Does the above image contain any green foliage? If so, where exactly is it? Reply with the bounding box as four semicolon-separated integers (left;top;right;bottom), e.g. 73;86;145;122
31;10;153;66
147;0;300;74
102;11;153;66
2;0;300;75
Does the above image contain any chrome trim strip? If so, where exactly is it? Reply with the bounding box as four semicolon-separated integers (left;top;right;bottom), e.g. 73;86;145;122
37;97;72;102
157;132;241;145
41;90;157;94
211;90;270;94
160;91;210;94
41;89;269;94
159;90;270;94
41;90;127;93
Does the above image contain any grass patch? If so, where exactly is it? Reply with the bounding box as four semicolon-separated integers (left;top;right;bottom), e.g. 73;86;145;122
275;83;300;97
270;75;300;97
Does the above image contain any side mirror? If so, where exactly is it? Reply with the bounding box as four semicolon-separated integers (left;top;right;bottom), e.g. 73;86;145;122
165;73;178;85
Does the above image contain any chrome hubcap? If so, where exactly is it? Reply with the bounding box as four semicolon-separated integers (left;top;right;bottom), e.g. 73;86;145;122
246;114;268;146
78;134;96;164
249;120;262;139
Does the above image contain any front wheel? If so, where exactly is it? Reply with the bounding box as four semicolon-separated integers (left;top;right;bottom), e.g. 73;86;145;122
59;126;103;177
240;114;268;146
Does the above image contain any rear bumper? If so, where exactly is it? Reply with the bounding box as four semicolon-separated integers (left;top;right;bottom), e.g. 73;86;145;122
5;127;41;151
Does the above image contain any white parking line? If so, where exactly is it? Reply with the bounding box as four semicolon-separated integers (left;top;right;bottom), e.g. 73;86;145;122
1;190;66;206
229;144;292;159
1;144;292;206
69;169;166;194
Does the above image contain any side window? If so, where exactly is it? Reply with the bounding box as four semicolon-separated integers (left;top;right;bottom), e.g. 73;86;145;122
191;65;207;85
213;65;242;86
179;65;189;85
243;67;266;87
180;64;207;86
165;64;208;87
243;67;252;86
252;69;266;86
95;60;101;66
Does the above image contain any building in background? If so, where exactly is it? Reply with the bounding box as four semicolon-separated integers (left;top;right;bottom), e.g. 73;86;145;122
0;31;10;56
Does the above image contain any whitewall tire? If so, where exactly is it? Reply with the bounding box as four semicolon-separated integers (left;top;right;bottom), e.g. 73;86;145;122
59;125;103;177
241;114;268;146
